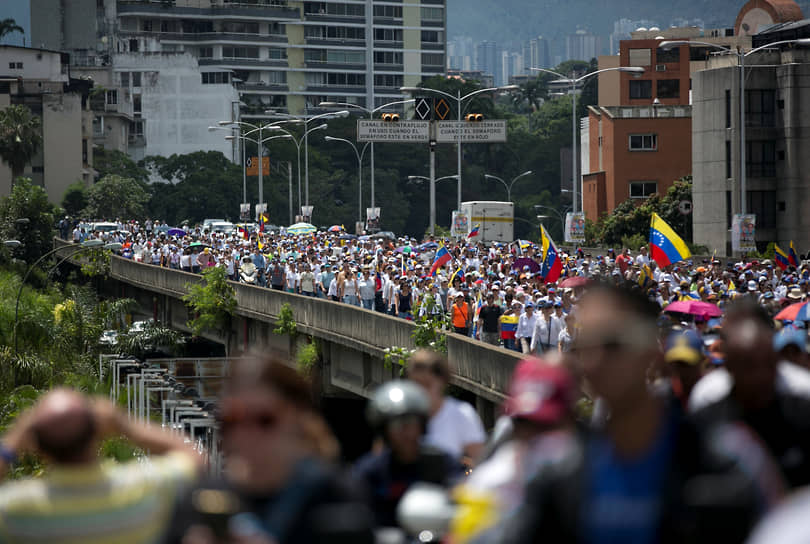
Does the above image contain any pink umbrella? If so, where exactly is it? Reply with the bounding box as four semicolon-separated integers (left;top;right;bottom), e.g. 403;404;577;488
558;276;590;288
664;300;722;318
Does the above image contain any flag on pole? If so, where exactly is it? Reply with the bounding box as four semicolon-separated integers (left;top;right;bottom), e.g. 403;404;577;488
649;213;691;268
539;226;563;284
468;224;480;238
789;241;800;267
449;266;465;286
429;245;451;277
236;225;248;240
775;245;791;271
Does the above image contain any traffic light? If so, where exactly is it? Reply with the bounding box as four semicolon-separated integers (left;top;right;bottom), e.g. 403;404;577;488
465;113;484;122
381;113;400;122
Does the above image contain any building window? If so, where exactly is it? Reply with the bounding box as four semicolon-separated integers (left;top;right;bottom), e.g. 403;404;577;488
421;30;441;43
133;95;142;116
726;191;732;228
222;46;259;59
725;89;731;128
628;48;651;66
201;72;230;84
375;28;403;42
132;72;141;87
629;79;652;99
374;74;403;88
130;120;144;137
374;51;402;65
630;181;657;198
120;72;129;87
420;6;443;20
374;5;403;18
745;89;775;127
726;140;732;179
267;48;287;60
656;46;680;64
747;190;776;228
82;140;88;164
222;22;259;34
106;90;118;105
746;140;776;177
657;79;679;99
199;47;213;58
422;53;444;66
306;72;365;87
8;62;23;69
628;133;657;151
129;39;139;52
160;20;178;33
141;20;152;32
267;71;287;84
268;22;285;35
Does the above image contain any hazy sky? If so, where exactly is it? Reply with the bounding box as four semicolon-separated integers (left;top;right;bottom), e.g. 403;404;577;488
1;0;31;47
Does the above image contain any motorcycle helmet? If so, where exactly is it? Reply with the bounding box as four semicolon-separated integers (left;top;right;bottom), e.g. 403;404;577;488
367;380;430;431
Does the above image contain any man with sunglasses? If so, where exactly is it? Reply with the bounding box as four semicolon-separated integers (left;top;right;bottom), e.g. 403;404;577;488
502;283;784;543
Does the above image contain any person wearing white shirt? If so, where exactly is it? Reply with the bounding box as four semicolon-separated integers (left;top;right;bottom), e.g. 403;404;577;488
358;270;376;309
407;350;486;465
635;246;650;266
516;302;538;354
531;301;564;354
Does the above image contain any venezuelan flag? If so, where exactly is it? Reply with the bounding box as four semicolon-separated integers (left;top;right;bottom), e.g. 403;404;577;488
649;213;691;268
449;266;465;285
236;225;248;240
638;263;653;289
775;245;791;271
789;241;800;267
500;313;519;340
429;244;451;277
540;226;563;284
468;223;481;239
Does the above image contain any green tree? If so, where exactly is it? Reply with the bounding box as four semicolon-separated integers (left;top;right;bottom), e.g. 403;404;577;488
0;178;57;265
0;105;42;180
182;267;237;353
93;148;149;184
61;181;88;217
0;18;24;42
145;151;242;225
83;174;149;220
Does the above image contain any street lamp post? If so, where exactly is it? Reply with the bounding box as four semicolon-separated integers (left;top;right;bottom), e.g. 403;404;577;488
319;99;415;211
273;124;328;218
530;66;645;215
400;85;519;212
265;110;350;208
659;38;810;216
223;132;293;220
407;174;458;236
14;240;120;357
484;170;533;202
325;136;371;225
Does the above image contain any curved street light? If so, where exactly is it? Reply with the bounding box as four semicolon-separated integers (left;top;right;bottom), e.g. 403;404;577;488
14;240;120;356
484;170;533;202
325;136;371;224
319;99;415;211
659;38;810;216
407;174;459;234
530;66;645;215
400;84;520;212
273;124;329;219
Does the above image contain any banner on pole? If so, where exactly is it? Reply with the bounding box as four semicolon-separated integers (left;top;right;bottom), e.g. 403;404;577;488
451;211;469;238
564;212;586;243
732;214;757;253
246;156;269;176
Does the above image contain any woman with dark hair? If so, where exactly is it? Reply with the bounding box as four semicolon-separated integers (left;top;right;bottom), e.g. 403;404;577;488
167;356;374;544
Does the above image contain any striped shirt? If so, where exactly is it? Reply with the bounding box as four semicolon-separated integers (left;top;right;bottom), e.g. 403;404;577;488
0;452;197;544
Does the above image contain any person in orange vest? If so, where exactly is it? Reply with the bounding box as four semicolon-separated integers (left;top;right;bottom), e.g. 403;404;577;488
452;293;472;336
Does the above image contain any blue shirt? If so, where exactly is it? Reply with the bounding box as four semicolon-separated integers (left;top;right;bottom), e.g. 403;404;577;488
583;408;677;544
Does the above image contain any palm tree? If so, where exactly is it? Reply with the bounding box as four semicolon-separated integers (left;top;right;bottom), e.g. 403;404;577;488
0;19;24;42
0;105;42;181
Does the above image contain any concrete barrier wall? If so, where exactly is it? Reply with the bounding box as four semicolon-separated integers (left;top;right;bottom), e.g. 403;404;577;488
54;239;521;400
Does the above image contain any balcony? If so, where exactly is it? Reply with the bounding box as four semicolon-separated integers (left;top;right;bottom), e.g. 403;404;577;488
305;85;365;95
303;13;366;24
304;37;365;47
373;40;403;49
117;2;300;21
199;58;287;68
154;31;287;44
236;81;289;93
304;61;366;71
420;42;444;51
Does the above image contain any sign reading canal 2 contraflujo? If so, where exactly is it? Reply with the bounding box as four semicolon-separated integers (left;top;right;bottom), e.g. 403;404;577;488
357;120;430;142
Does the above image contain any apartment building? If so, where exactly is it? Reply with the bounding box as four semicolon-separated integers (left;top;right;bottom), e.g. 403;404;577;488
0;45;94;203
33;0;446;119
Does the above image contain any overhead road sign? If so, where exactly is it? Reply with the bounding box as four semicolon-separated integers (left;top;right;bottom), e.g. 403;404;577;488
436;120;508;143
357;120;430;142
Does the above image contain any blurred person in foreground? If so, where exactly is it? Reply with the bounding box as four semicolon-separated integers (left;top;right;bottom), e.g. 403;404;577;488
167;356;374;544
353;380;462;529
406;350;486;466
692;298;810;489
501;282;786;544
451;357;576;543
664;329;707;407
0;388;202;543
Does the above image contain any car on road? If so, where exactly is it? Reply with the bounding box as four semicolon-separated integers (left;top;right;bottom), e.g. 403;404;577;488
99;330;118;346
